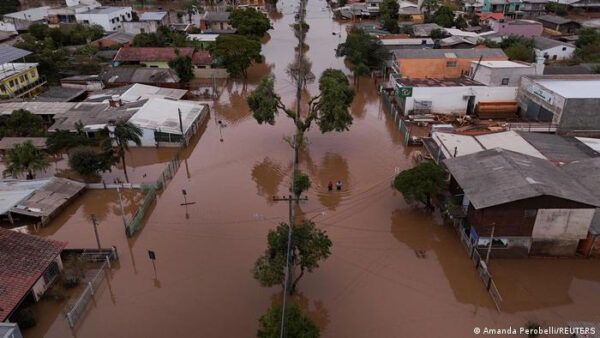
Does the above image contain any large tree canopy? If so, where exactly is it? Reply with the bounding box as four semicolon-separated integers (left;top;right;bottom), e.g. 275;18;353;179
253;221;332;293
168;54;194;82
336;28;389;79
213;34;262;79
0;0;19;15
393;162;446;209
257;303;320;338
3;141;50;179
380;0;400;33
0;109;45;137
68;147;113;178
229;8;272;39
248;69;354;136
427;6;455;27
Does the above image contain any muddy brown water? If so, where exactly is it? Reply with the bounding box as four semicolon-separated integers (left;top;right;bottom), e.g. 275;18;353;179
20;0;600;337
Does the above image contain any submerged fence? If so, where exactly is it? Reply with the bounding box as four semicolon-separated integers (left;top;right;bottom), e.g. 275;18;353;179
65;248;118;328
125;184;156;237
381;89;410;146
453;219;503;311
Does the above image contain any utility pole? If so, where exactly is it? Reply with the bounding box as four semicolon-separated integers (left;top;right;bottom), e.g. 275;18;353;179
178;108;187;147
91;214;101;249
485;224;495;265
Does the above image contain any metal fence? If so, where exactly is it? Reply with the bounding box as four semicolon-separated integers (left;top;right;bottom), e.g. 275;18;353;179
453;220;503;311
65;250;116;328
381;91;410;146
156;153;181;190
125;185;156;237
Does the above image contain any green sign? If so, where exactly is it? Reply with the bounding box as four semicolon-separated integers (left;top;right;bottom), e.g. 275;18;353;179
396;87;413;98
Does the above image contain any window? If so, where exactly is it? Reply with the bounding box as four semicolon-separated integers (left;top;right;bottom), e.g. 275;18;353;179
0;84;5;93
9;80;14;87
43;261;60;284
562;47;567;51
501;78;509;85
552;55;557;60
446;61;457;67
478;238;509;248
421;39;426;44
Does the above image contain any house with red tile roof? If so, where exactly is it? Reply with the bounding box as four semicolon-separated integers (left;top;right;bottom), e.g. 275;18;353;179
113;47;214;69
0;228;66;322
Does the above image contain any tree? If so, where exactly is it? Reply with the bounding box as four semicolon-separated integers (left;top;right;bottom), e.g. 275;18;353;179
380;0;400;33
110;121;143;182
46;129;91;156
3;141;50;179
229;8;272;39
252;221;332;293
13;35;69;84
420;0;440;16
168;54;195;82
0;0;19;15
132;32;168;47
68;147;113;178
181;0;199;24
213;34;262;79
0;109;45;137
576;28;600;62
248;69;354;148
393;162;446;209
428;6;455;28
454;15;468;29
293;170;311;198
429;28;449;40
505;43;535;62
257;303;320;338
336;28;389;85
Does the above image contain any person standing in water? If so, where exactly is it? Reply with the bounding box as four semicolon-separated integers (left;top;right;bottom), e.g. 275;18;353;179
328;181;333;191
336;180;342;191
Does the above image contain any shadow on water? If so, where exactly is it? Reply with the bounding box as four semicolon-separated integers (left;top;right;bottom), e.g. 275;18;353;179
251;157;291;205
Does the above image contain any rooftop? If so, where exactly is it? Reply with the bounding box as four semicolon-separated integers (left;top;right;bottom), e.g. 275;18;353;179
518;131;598;163
0;46;32;64
471;60;533;68
0;228;66;321
128;98;208;135
49;100;146;132
395;76;485;87
537;14;577;25
4;6;50;21
120;83;187;102
443;148;600;209
0;63;38;82
533;36;575;50
412;23;443;37
80;6;130;15
188;34;220;42
114;47;213;66
392;48;507;59
0;102;77;116
0;179;50;215
35;86;86;102
139;11;167;21
533;77;600;99
99;67;180;84
202;11;230;22
9;177;86;218
97;31;136;44
0;137;48;151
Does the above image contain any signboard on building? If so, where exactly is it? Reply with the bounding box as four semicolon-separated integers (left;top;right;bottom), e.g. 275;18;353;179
396;87;413;98
527;84;554;105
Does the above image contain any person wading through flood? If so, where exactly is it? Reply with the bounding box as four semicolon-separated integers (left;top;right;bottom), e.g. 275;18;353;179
328;181;333;191
336;180;342;191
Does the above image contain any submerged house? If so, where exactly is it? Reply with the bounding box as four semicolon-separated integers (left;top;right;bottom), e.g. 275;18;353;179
0;228;66;322
444;148;600;257
113;47;214;72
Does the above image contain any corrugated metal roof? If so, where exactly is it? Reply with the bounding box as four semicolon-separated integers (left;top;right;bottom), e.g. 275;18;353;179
392;48;507;59
0;46;32;64
129;98;207;135
140;11;167;21
444;148;600;209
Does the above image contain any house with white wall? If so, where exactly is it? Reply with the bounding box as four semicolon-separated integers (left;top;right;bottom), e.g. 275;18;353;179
76;6;133;32
533;36;576;61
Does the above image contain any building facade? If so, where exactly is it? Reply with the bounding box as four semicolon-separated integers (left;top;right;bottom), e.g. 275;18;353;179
75;6;133;31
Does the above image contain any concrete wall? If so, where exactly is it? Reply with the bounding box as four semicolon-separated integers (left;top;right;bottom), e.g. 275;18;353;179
560;97;600;134
476;237;531;257
122;21;159;34
402;85;517;115
472;64;536;86
396;56;508;78
76;7;133;31
516;76;565;123
31;256;63;301
532;208;595;240
193;68;229;79
530;238;580;256
535;45;575;61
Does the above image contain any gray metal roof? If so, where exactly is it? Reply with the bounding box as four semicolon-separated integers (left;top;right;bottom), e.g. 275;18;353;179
49;100;145;132
517;131;599;163
35;87;86;102
100;67;180;84
140;11;167;21
392;48;507;59
563;158;600;235
443;148;600;209
100;31;136;44
533;36;575;50
537;14;576;25
0;45;31;64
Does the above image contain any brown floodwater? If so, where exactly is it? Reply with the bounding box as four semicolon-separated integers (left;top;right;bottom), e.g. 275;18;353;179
22;0;600;337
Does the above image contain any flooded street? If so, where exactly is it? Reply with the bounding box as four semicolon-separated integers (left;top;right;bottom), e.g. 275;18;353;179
22;0;600;337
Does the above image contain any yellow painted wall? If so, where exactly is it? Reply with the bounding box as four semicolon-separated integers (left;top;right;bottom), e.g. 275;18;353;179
0;66;40;97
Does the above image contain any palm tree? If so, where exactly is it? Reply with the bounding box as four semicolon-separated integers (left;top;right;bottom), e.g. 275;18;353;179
111;121;142;183
3;141;50;179
420;0;439;16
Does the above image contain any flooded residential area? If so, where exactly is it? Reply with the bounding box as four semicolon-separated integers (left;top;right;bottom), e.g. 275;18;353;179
3;0;600;337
